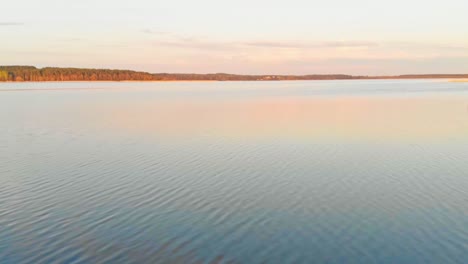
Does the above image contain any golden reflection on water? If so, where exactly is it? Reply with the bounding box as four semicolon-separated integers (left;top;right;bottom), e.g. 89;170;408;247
90;96;468;142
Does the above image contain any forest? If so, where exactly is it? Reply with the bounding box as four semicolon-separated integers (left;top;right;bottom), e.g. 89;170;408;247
0;66;155;82
1;66;467;82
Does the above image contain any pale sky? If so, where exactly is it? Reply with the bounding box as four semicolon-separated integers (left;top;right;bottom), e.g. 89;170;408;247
2;0;468;75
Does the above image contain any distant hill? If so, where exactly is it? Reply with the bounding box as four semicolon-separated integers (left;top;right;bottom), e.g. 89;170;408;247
1;66;468;82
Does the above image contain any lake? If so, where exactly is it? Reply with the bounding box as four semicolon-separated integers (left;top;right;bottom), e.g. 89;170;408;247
1;80;468;263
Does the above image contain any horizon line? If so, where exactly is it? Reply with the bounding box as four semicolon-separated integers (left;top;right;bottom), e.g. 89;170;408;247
1;65;468;78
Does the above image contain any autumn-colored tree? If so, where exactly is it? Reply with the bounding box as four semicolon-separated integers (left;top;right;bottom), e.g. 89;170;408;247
0;71;8;81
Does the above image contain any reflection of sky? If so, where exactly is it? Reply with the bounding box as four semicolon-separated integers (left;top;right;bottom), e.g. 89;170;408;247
2;80;467;142
2;0;468;74
94;96;468;142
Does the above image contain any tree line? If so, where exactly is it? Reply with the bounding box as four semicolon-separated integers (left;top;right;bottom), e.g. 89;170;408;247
0;66;155;82
1;66;467;82
0;66;360;81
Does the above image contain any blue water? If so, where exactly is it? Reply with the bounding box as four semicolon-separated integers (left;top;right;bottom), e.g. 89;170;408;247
1;80;468;263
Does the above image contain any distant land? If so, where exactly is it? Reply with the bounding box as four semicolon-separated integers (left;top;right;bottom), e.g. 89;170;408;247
1;66;468;82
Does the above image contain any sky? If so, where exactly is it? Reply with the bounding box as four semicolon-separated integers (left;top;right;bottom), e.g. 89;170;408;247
1;0;468;75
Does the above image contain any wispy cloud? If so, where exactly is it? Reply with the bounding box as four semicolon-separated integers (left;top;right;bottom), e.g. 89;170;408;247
61;37;85;42
144;30;379;51
243;41;379;49
148;33;467;62
242;41;302;48
153;40;233;51
144;30;232;51
322;41;379;48
49;29;461;74
0;22;24;26
142;29;172;36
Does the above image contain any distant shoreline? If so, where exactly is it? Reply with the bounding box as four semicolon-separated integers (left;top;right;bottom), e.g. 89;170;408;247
1;66;468;82
1;78;468;83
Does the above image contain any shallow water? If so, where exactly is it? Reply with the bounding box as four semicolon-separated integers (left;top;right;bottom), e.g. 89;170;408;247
1;80;468;263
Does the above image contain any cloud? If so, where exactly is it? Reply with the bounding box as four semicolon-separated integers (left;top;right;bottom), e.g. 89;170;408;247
243;41;379;49
322;41;379;48
141;28;379;51
61;37;85;42
0;22;24;26
147;31;235;51
149;33;379;52
142;29;172;35
391;41;466;48
153;39;233;51
136;29;468;70
243;41;302;48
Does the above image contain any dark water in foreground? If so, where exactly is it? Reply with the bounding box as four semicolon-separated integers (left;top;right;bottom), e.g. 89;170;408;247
1;80;468;263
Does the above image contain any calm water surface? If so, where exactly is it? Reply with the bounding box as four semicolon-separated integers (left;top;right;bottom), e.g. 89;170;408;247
1;80;468;263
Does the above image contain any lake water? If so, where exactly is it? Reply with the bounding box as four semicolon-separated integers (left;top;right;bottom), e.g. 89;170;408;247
1;80;468;263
